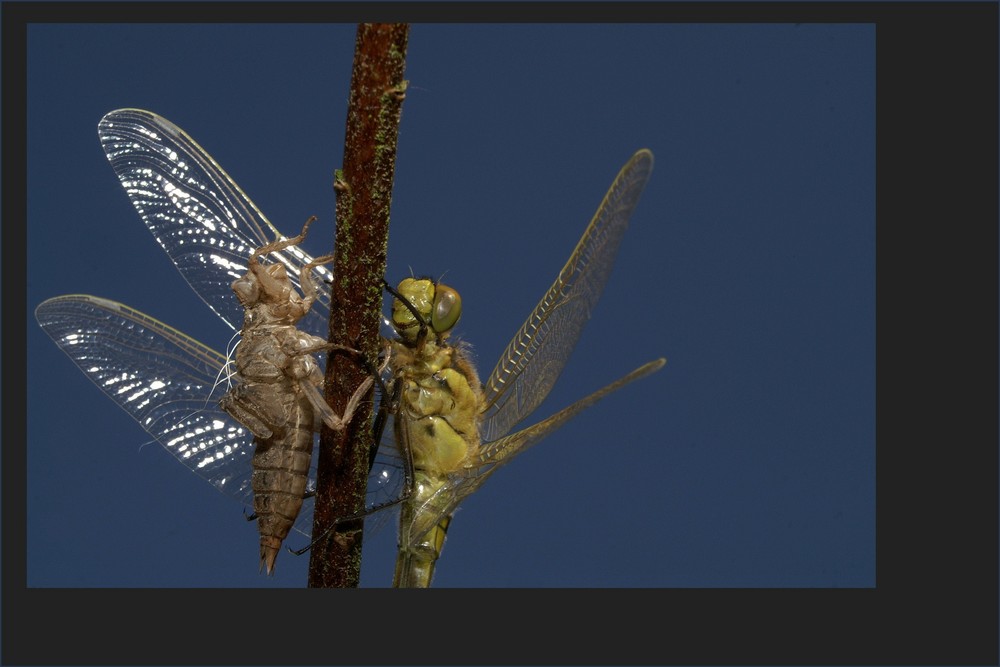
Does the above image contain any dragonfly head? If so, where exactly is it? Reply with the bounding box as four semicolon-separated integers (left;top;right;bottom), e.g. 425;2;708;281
391;278;462;344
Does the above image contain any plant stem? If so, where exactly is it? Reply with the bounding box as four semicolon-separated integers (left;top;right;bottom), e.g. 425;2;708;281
308;22;409;588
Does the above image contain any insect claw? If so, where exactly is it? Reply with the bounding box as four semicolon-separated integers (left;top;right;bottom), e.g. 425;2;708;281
287;541;312;557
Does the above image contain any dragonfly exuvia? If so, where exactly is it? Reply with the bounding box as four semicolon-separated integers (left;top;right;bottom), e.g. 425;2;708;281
36;109;398;575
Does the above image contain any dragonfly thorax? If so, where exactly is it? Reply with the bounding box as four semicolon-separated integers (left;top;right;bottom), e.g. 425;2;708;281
391;315;484;478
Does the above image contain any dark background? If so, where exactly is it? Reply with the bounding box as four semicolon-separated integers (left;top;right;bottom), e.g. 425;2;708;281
26;23;875;588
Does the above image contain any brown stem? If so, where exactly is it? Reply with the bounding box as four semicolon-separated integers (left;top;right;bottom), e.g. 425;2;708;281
307;23;409;588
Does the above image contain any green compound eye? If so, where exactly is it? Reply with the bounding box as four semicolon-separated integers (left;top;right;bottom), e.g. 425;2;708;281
431;284;462;333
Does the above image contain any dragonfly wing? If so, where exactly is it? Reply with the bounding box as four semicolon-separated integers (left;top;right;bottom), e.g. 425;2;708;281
35;294;323;537
97;108;332;339
360;412;408;535
479;358;665;465
403;358;666;549
479;149;655;443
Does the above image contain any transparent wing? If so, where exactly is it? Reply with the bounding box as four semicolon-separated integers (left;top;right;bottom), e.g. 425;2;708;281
405;359;665;547
97;108;332;338
362;411;409;534
35;294;320;538
361;315;413;521
479;149;655;443
36;294;411;539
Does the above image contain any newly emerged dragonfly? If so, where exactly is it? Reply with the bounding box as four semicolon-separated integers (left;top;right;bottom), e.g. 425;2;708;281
35;109;402;573
383;149;664;587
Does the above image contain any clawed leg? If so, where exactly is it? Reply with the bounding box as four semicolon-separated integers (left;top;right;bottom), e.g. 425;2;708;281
253;215;320;263
241;216;325;308
300;250;335;305
287;336;391;435
299;373;375;432
285;475;411;559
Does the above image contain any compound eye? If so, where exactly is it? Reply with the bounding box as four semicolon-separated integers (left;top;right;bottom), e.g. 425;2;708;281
431;284;462;333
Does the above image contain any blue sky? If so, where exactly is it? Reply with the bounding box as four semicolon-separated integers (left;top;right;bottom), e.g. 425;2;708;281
26;23;875;588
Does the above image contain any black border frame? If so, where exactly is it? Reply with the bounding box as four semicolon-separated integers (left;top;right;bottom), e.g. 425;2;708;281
4;3;997;666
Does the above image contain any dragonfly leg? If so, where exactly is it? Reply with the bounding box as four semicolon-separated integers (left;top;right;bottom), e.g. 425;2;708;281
285;485;414;558
299;374;374;432
219;384;278;440
252;215;319;261
299;246;334;306
285;337;392;433
285;380;415;560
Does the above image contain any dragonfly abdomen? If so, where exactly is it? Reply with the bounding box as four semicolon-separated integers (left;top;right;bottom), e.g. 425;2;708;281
394;471;453;588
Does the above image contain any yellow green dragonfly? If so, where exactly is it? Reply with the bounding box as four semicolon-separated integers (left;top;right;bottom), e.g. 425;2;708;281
381;149;664;587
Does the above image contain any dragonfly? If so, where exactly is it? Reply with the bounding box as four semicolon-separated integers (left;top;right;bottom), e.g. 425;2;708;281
35;109;403;574
383;148;665;587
